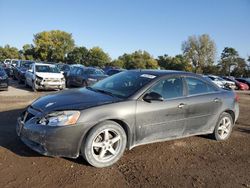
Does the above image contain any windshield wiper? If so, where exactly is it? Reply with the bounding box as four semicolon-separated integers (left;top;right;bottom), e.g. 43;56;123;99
86;87;116;97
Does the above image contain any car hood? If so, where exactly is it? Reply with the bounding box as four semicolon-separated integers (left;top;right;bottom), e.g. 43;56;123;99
31;88;121;113
36;72;64;79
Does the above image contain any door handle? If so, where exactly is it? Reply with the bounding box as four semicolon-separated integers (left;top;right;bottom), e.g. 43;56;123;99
178;103;186;108
213;98;221;103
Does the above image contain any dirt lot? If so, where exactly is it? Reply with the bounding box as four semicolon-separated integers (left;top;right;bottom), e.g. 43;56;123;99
0;80;250;188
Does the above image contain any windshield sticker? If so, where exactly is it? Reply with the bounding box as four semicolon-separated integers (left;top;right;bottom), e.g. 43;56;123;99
140;74;156;79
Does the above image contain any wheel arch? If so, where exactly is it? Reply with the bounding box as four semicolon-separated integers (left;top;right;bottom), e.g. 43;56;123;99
78;118;133;156
224;109;235;123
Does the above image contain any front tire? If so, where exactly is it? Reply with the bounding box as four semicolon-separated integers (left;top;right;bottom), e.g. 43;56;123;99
82;121;127;168
212;112;233;141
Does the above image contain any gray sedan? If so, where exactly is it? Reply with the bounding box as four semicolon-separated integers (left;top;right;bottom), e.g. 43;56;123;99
16;70;239;167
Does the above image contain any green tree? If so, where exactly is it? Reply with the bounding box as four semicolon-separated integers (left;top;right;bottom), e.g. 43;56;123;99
87;47;111;67
117;50;158;69
67;46;89;64
219;47;239;76
231;58;248;77
182;34;216;73
33;30;75;62
20;44;36;60
157;54;192;71
0;45;20;61
106;59;125;68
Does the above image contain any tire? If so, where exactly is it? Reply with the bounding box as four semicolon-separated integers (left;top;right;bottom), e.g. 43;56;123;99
212;112;233;141
81;121;127;168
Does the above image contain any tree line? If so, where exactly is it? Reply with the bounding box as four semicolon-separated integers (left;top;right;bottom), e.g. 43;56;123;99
0;30;249;77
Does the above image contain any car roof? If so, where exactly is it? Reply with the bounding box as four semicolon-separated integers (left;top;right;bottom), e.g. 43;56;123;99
34;63;56;66
128;69;197;77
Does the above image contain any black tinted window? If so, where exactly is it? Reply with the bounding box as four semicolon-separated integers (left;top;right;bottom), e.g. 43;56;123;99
186;77;217;95
149;77;184;99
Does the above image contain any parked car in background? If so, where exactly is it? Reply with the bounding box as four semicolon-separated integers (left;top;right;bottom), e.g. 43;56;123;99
1;59;19;77
222;76;249;90
13;60;34;83
25;63;65;91
55;63;71;78
65;64;85;87
106;69;125;76
203;75;224;88
67;67;108;87
207;75;236;89
0;66;9;90
235;78;250;89
17;70;239;168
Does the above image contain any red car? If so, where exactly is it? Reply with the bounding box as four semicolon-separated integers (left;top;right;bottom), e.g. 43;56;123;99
222;76;249;90
236;81;249;90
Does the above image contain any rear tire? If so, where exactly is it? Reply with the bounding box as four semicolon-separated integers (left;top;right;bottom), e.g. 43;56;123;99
212;112;233;141
81;121;127;168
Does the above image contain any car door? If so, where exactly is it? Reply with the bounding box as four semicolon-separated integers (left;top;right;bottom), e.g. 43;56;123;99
75;68;84;86
135;76;187;145
183;76;222;135
26;64;33;86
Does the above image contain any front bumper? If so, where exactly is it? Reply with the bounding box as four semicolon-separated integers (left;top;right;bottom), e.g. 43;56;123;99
16;113;84;158
36;80;65;90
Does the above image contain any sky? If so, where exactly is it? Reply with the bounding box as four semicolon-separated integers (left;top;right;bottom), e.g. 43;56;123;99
0;0;249;60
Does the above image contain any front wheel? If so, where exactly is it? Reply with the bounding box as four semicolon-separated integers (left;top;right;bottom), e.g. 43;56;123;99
212;112;233;141
82;121;127;168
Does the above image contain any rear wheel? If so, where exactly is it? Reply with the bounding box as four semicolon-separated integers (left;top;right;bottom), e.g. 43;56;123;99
82;121;127;168
212;112;233;141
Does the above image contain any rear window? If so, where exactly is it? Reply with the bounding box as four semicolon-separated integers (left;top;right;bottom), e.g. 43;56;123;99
186;77;217;95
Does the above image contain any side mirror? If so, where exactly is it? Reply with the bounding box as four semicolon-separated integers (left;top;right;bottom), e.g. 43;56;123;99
143;92;164;102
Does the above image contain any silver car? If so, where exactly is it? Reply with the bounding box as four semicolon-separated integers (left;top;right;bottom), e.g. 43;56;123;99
17;70;239;167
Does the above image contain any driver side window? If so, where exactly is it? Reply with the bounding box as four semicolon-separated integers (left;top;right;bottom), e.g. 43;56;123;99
149;77;184;100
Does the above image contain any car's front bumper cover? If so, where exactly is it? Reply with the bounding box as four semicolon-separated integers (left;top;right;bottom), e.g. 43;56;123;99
16;116;84;158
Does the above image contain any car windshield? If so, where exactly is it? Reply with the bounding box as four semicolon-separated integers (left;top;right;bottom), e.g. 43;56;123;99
90;71;157;98
36;65;60;73
21;61;33;68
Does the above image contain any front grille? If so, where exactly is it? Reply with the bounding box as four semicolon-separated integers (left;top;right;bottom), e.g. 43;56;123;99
44;78;61;82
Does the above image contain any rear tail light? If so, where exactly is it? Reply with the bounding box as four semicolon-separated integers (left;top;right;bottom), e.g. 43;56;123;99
234;93;239;102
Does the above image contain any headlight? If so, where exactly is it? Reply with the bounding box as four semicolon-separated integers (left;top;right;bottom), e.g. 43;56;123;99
38;111;80;126
36;76;43;84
